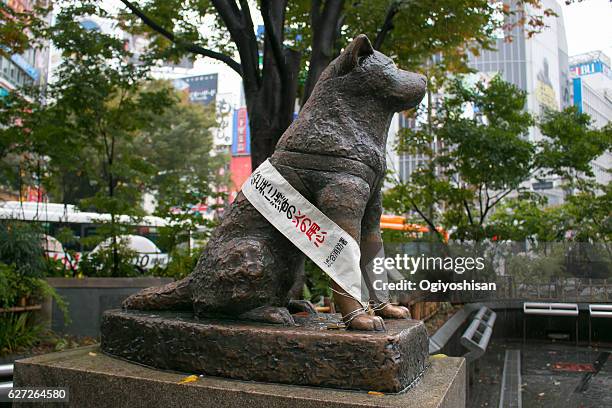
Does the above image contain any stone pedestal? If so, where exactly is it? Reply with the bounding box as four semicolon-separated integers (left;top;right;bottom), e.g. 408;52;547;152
100;309;428;392
14;346;466;408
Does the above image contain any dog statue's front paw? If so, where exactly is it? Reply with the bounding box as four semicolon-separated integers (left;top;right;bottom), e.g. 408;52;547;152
287;299;318;315
346;314;386;331
375;304;411;319
239;306;296;325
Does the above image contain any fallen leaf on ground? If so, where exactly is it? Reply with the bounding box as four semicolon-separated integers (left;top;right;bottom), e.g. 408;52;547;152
368;391;384;396
88;352;97;356
178;375;199;384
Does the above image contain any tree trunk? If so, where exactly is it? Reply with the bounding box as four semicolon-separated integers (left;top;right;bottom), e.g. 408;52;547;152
301;0;344;106
247;54;301;168
245;2;301;170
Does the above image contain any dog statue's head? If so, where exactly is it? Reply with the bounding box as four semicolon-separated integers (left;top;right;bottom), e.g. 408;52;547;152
315;34;427;113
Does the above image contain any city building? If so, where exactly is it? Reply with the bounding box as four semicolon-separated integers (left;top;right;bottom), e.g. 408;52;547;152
392;0;575;206
468;0;570;204
0;0;52;96
570;51;612;187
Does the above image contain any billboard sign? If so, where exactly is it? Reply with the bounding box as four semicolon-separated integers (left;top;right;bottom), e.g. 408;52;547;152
570;60;612;79
182;74;218;105
231;107;251;156
535;57;559;111
0;50;40;81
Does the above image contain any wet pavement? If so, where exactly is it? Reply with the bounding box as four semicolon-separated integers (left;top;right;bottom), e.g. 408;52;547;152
469;340;612;408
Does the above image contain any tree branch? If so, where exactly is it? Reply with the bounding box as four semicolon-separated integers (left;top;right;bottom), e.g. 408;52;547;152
119;0;242;76
237;0;261;82
301;0;344;104
373;0;402;50
209;0;242;30
312;0;322;22
478;184;483;221
410;199;445;243
261;0;287;81
463;199;474;225
483;188;513;222
210;0;261;89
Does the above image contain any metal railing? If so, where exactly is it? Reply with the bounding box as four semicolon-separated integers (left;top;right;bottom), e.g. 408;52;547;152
454;277;612;304
0;363;13;400
589;304;612;345
523;302;579;344
460;306;496;362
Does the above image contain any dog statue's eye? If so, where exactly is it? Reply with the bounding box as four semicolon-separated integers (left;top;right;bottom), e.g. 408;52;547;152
357;55;368;66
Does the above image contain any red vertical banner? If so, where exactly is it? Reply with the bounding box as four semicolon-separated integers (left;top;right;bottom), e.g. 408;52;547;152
229;156;252;201
232;107;251;156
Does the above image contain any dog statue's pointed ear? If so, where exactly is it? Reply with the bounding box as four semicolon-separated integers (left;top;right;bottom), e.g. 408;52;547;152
334;34;374;76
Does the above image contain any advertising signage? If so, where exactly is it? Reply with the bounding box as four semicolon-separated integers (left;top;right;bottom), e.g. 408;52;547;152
10;53;39;81
182;74;218;105
570;60;611;79
232;107;251;156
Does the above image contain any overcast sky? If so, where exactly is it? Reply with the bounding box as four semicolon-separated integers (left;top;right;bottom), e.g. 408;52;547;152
560;0;612;59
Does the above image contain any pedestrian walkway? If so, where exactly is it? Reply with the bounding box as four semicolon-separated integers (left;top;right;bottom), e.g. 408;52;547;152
470;340;612;407
499;349;521;408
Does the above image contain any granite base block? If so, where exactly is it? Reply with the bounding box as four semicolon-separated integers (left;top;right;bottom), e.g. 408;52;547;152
14;345;466;408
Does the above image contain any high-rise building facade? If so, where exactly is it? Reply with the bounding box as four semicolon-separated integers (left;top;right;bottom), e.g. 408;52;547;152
392;0;576;206
467;0;570;205
570;51;612;187
0;0;52;95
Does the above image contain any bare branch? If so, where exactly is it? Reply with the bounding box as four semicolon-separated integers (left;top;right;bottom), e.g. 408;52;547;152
210;0;242;30
311;0;322;22
410;199;445;243
463;199;474;225
119;0;242;76
211;0;261;88
483;189;513;222
478;184;483;222
237;0;261;82
261;0;287;81
373;0;402;50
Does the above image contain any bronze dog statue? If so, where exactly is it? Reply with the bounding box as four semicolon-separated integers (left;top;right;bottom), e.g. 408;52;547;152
124;34;426;331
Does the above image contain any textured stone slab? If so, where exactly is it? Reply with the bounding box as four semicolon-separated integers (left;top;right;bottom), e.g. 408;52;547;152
100;309;428;393
14;346;465;408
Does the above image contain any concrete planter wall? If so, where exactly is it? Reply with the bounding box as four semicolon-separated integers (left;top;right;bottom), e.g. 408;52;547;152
44;277;173;338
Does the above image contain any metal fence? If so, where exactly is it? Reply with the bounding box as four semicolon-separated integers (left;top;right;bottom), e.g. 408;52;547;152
498;277;612;303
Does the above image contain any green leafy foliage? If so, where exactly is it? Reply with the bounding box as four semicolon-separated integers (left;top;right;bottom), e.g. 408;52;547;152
107;0;557;172
0;220;46;278
1;4;222;278
151;251;199;280
537;107;612;179
0;312;42;356
505;245;567;283
0;2;50;58
0;262;70;350
303;259;332;304
387;75;611;243
78;243;140;278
